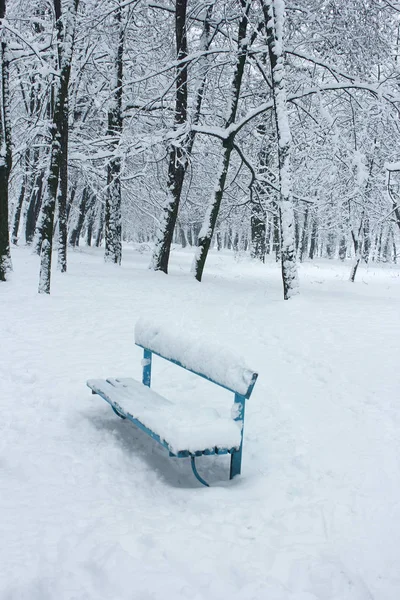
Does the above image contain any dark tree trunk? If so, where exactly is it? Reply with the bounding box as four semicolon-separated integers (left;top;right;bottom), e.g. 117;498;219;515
0;0;12;281
69;187;88;247
216;231;222;251
250;203;266;262
86;214;93;247
105;4;124;265
362;218;370;262
26;166;45;244
227;230;232;250
57;100;69;272
12;152;30;245
66;184;76;223
194;139;235;280
273;210;281;262
309;217;318;259
95;203;104;247
326;232;335;259
38;0;79;293
382;229;391;262
193;1;252;281
294;211;300;254
349;227;362;282
339;236;347;261
266;218;272;254
299;206;309;262
233;231;239;252
152;3;213;273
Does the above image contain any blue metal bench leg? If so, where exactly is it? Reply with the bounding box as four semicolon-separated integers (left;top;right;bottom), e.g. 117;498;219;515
230;393;245;479
112;406;126;419
190;457;209;487
230;448;242;479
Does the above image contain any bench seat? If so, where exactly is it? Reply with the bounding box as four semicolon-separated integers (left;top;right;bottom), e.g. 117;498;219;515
87;377;242;456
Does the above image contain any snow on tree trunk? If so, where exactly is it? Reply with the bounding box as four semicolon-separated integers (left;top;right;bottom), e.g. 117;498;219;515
57;98;69;272
192;0;252;282
0;0;12;281
69;187;88;247
38;0;79;294
27;164;45;245
264;0;299;299
250;202;266;262
192;143;234;281
104;3;124;266
349;229;362;282
299;206;309;263
152;2;213;274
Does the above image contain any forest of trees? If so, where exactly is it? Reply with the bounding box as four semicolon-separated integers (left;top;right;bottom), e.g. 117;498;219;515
1;0;400;297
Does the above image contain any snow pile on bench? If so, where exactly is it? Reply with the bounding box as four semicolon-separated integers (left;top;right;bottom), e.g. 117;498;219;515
87;377;242;454
135;319;255;397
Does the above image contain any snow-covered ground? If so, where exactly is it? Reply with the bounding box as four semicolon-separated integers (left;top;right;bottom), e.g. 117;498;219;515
1;245;400;600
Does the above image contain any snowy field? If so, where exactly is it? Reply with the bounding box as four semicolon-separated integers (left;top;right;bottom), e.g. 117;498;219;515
1;245;400;600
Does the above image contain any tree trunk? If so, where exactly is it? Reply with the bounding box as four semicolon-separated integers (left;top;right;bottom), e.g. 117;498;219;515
309;217;318;259
152;3;213;273
27;166;45;245
104;3;124;265
339;236;347;261
12;152;30;245
86;211;93;247
57;99;69;272
193;1;252;281
299;206;309;262
349;228;362;282
38;0;79;293
0;0;12;281
273;209;281;261
193;139;235;281
69;187;88;247
362;218;370;262
250;202;266;262
264;0;299;299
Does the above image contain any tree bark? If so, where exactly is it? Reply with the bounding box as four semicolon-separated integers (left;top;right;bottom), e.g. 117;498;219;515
0;0;12;281
38;0;79;293
250;202;266;261
12;151;30;245
349;227;363;282
104;3;124;265
26;163;45;245
299;206;309;262
57;98;69;272
152;3;213;273
309;216;318;259
69;187;88;247
193;1;252;281
264;0;299;299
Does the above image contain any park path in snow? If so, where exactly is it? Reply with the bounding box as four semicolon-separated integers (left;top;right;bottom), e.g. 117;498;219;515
1;245;400;600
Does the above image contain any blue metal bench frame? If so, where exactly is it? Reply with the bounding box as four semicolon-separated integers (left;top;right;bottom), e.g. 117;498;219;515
89;343;257;486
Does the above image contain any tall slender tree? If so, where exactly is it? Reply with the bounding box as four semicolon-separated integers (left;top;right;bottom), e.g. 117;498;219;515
104;1;124;265
152;1;214;273
0;0;12;281
38;0;79;293
192;0;255;282
263;0;298;299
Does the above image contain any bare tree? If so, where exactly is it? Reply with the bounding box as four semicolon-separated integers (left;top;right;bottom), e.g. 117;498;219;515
0;0;12;281
104;1;124;265
38;0;79;293
263;0;298;299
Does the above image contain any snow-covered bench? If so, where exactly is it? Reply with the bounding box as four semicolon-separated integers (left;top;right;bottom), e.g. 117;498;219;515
87;320;258;486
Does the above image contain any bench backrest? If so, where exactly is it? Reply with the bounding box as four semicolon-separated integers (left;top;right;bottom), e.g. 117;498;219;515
134;319;258;399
